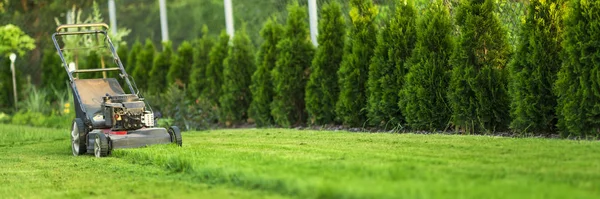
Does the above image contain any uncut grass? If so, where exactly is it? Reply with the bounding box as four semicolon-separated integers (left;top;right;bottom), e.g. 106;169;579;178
0;124;286;199
0;124;66;147
116;129;600;199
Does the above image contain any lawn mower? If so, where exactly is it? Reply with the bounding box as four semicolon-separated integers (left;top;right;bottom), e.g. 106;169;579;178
52;23;182;157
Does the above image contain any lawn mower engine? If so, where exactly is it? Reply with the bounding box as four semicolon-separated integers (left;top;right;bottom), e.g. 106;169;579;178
101;94;154;130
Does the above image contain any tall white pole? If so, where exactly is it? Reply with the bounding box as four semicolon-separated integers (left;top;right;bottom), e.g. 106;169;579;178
108;0;117;36
308;0;318;47
224;0;234;38
159;0;169;42
9;53;17;111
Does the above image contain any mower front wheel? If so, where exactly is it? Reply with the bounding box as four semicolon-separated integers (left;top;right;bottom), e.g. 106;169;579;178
94;133;110;158
71;118;87;156
168;126;182;147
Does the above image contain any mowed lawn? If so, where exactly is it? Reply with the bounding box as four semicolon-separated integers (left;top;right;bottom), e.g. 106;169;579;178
1;124;599;199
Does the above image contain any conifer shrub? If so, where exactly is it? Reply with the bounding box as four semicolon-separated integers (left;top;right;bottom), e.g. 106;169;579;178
203;31;230;105
448;0;512;133
127;40;142;75
148;42;173;94
249;17;284;127
399;0;454;131
555;0;600;137
508;0;563;134
305;2;345;125
167;41;194;88
219;26;256;125
133;39;155;92
366;0;417;128
270;3;315;127
189;26;214;100
117;43;129;68
336;0;378;126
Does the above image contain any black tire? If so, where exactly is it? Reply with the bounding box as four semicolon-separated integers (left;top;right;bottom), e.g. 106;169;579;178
71;118;87;156
94;133;110;158
168;126;182;147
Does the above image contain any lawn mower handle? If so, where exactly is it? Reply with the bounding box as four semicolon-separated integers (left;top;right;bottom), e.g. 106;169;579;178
56;23;109;32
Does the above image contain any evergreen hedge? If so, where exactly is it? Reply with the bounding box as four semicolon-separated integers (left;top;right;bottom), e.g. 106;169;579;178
249;17;284;127
305;2;345;125
203;31;230;105
148;42;173;94
219;26;256;125
555;0;600;137
167;41;194;88
271;2;315;127
189;26;214;100
336;0;378;126
448;0;512;133
509;0;563;134
399;0;454;131
133;39;155;92
366;0;417;128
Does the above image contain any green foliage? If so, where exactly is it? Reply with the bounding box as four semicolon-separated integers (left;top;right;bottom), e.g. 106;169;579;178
41;49;67;92
271;3;315;127
127;40;142;75
167;41;194;88
0;24;35;56
148;42;173;94
133;39;156;92
555;0;600;137
203;31;230;105
448;0;512;133
117;43;129;68
336;0;379;126
189;26;214;100
399;0;454;131
80;50;102;79
0;58;25;112
219;27;256;125
366;0;417;128
249;17;284;127
305;2;346;125
153;85;219;131
509;0;563;134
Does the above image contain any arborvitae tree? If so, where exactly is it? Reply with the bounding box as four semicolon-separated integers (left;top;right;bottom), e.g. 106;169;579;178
133;39;155;91
219;26;256;125
127;40;142;74
189;25;214;99
399;0;454;131
270;3;315;127
41;49;68;91
249;16;284;127
336;0;378;126
366;0;417;128
448;0;512;133
203;31;230;105
305;2;345;125
555;0;600;137
117;43;129;68
509;0;563;134
167;41;194;88
82;50;103;79
148;41;173;94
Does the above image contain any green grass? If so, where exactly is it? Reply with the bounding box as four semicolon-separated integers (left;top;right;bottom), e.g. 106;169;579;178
1;124;599;198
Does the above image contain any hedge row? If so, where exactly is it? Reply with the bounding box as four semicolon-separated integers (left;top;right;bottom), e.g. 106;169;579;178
38;0;598;137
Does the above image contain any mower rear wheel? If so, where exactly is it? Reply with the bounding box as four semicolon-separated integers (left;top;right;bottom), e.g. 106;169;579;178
94;133;110;158
168;126;182;146
71;118;87;156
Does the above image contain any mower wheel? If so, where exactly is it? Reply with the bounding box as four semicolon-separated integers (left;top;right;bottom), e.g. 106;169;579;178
168;126;182;147
71;118;87;156
94;133;110;158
